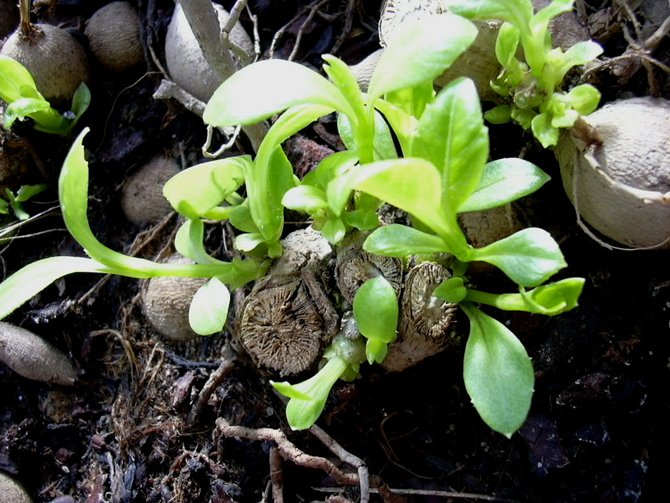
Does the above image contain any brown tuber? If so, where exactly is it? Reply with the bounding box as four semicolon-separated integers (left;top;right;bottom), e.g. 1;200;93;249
556;97;670;249
85;1;144;72
0;0;89;107
141;254;207;341
0;321;77;385
120;155;179;227
164;1;254;102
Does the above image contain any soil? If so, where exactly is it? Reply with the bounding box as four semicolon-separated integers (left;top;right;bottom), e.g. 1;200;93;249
1;1;669;502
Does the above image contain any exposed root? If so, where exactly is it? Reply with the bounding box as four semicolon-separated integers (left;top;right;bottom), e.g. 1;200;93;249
215;418;373;503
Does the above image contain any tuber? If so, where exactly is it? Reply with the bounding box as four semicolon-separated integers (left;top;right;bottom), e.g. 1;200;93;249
141;254;207;341
0;0;89;107
164;1;254;102
85;1;144;72
556;97;670;249
120;155;180;227
0;321;77;385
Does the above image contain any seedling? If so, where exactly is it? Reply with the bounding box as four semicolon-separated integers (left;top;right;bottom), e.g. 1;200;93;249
199;13;585;436
0;130;267;336
446;0;603;147
0;184;47;221
0;55;90;135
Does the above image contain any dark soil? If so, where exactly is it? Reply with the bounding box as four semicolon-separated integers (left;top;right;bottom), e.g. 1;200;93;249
1;1;669;502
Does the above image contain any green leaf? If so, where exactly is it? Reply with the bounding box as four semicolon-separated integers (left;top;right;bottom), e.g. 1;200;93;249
15;184;47;203
373;98;418;156
5;98;68;133
519;277;584;315
188;277;231;335
0;55;41;103
0;257;113;320
368;14;478;102
314;150;358;189
461;302;534;437
495;22;520;68
410;78;489;216
229;199;258;233
204;59;354;127
353;276;398;347
252;104;333;242
484;104;512;124
163;158;247;219
350;158;448;238
563;84;601;116
343;209;378;231
337;110;397;161
282;185;328;213
235;233;266;252
511;107;537;129
365;338;389;365
531;112;559;147
459;158;550;212
322;54;365;119
321;217;347;244
433;277;467;303
67;82;91;131
445;0;534;27
363;224;449;257
531;0;575;34
272;356;349;430
552;41;603;83
385;80;435;119
175;219;228;266
471;227;567;287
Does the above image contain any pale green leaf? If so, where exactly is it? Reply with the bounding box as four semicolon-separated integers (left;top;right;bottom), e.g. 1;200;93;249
353;277;398;345
363;224;449;257
461;302;534;437
471;227;567;287
368;14;478;101
188;277;230;335
459;158;550;212
204;59;353;127
410;78;489;215
163;158;246;219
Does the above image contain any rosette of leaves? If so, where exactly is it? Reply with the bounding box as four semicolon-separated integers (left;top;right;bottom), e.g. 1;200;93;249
197;12;585;436
445;0;603;147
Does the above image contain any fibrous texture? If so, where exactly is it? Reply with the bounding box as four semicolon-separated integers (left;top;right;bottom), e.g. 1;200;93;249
1;23;89;107
557;97;670;248
85;1;144;71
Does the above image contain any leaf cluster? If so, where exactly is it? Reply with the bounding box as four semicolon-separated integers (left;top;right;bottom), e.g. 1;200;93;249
446;0;603;146
0;55;90;135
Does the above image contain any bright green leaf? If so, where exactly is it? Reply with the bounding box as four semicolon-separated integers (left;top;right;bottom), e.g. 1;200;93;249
0;257;113;320
433;277;467;303
353;276;398;345
321;217;347;244
204;59;353;127
495;22;520;68
368;14;478;101
363;224;449;257
282;185;328;213
519;277;585;315
564;84;601;116
531;112;559;147
163;158;246;219
188;277;230;335
461;302;534;437
410;78;489;215
459;158;550;213
471;227;567;287
0;55;40;103
235;232;266;252
365;338;389;365
484;104;513;124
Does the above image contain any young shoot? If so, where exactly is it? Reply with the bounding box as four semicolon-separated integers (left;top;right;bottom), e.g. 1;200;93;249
0;55;90;135
446;0;603;146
